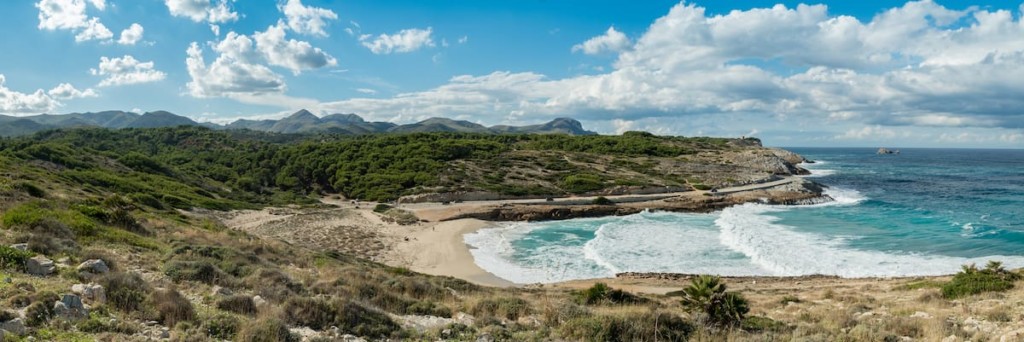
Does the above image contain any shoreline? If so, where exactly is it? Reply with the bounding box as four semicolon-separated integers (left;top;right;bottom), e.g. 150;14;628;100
387;218;516;288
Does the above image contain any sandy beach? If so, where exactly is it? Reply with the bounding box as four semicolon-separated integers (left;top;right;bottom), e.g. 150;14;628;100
388;218;515;287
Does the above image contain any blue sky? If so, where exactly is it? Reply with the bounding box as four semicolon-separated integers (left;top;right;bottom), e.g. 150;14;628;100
2;0;1024;147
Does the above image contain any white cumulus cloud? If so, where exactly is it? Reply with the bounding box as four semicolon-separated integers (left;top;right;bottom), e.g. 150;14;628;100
164;0;238;24
36;0;111;42
317;1;1024;146
185;38;285;98
572;26;631;54
118;23;144;45
253;22;337;74
278;0;338;37
0;75;94;114
91;55;167;87
48;83;98;100
359;27;435;54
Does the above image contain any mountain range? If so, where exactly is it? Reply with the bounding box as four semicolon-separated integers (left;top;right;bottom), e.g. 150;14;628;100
0;109;596;137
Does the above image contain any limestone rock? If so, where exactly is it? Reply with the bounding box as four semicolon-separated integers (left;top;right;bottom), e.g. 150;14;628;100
252;295;267;307
0;318;26;335
71;284;106;304
341;334;367;342
26;256;55;276
9;243;28;251
77;259;109;275
53;294;88;321
910;311;932;319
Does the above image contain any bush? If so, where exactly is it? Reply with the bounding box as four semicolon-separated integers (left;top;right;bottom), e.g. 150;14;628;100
283;297;336;330
591;197;615;205
164;260;231;285
675;275;749;328
100;272;151;313
77;316;138;334
559;311;692;342
0;310;17;322
14;181;46;198
471;297;531;321
25;301;53;326
0;245;33;270
335;300;401;338
217;295;256;315
373;203;393;213
148;288;196;327
572;282;646;305
562;174;605;194
942;261;1022;299
235;317;298;342
203;313;240;340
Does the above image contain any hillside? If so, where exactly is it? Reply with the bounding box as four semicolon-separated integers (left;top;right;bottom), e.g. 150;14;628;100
0;127;1019;341
0;110;596;136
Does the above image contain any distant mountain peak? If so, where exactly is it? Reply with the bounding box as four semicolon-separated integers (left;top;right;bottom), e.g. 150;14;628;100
0;109;598;137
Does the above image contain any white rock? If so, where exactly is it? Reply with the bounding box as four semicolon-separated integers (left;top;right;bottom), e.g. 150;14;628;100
341;334;366;342
76;259;109;274
252;295;267;307
910;311;932;319
9;244;28;251
26;256;55;276
942;335;958;342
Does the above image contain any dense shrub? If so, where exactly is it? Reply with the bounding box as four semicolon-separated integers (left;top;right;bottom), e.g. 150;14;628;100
471;297;532;321
572;282;646;305
25;301;53;326
559;311;692;342
203;313;240;340
335;300;401;338
216;295;256;315
942;261;1022;299
77;316;139;334
283;297;336;330
373;203;392;213
99;272;151;313
236;317;298;342
0;245;33;270
148;288;195;327
164;259;232;285
14;181;46;198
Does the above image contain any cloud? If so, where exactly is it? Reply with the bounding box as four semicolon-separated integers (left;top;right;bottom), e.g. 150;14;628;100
317;1;1024;145
164;0;238;24
458;36;469;44
355;88;377;95
572;26;631;54
48;83;98;100
359;27;435;54
36;0;111;42
91;55;167;87
73;17;112;42
278;0;338;37
253;22;337;74
185;37;285;98
0;75;95;114
118;23;144;45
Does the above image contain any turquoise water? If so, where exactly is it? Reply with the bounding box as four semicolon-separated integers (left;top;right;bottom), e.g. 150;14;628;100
464;148;1024;283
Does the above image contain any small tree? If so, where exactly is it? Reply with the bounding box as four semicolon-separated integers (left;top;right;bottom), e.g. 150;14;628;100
676;275;749;328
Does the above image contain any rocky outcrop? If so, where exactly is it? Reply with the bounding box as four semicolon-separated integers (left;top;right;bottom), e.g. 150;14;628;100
71;283;106;304
26;256;55;276
445;178;828;222
53;294;88;320
77;259;110;275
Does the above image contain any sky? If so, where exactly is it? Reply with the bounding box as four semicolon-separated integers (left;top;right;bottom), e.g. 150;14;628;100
2;0;1024;148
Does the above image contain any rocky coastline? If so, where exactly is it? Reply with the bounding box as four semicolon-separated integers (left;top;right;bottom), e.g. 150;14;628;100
437;177;829;222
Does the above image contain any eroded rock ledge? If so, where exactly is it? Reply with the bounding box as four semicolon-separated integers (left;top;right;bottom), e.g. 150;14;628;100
440;178;829;222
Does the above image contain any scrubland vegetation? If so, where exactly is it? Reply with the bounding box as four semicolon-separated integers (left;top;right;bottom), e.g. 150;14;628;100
0;127;1020;341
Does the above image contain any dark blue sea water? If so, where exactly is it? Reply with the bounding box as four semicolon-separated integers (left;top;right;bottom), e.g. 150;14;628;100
464;148;1024;283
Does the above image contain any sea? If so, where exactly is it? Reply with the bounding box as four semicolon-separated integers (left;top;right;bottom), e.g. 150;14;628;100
463;148;1024;284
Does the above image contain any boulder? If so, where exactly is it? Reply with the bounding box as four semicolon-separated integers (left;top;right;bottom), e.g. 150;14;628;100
26;256;55;276
77;259;109;275
53;294;88;320
71;284;106;304
9;243;28;251
0;318;26;335
210;285;233;296
252;295;267;307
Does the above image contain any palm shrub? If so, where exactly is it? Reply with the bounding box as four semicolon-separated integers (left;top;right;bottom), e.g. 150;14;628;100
675;275;749;328
941;260;1022;299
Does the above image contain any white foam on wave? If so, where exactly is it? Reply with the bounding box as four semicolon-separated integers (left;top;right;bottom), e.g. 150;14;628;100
716;202;1024;277
800;159;837;178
